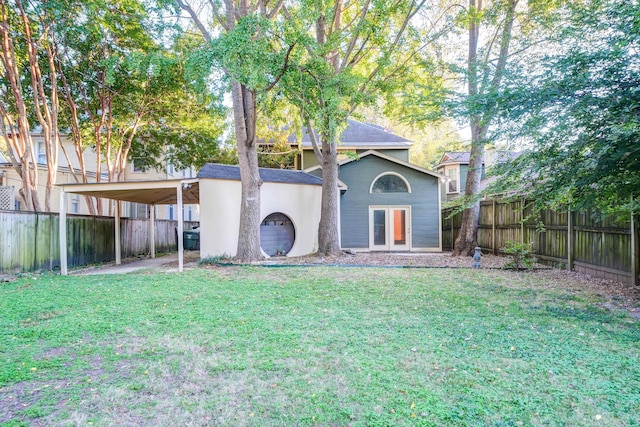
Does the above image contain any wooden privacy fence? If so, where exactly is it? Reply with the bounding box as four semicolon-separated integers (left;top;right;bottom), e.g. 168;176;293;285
0;210;198;274
443;199;639;285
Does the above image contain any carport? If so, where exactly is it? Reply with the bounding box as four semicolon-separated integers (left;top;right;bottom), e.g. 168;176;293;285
58;179;199;275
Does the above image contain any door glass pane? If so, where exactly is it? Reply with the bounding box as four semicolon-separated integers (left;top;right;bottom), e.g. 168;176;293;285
393;209;406;245
373;210;386;246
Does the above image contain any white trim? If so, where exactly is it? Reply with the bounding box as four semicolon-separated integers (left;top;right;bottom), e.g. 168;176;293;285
369;205;411;251
369;171;412;194
444;165;460;194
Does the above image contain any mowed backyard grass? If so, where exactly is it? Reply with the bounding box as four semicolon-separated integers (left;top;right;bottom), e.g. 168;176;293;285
1;267;638;426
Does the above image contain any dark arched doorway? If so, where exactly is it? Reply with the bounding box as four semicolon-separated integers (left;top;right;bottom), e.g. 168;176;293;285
260;212;295;256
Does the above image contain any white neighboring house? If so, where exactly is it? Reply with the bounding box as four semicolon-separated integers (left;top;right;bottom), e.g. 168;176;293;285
0;133;198;219
0;151;16;210
434;149;520;202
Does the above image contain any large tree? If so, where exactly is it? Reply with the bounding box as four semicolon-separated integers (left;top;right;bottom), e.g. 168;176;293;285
177;0;288;262
281;0;428;255
489;0;640;217
1;0;221;214
0;0;61;212
432;0;568;256
57;1;222;215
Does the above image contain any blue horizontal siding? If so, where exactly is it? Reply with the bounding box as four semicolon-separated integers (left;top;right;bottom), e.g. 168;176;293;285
339;156;440;249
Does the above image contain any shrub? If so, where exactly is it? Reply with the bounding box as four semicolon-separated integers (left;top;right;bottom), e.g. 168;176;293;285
501;241;537;270
199;254;232;265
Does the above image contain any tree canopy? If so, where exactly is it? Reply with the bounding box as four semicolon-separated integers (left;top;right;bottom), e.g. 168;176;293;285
490;0;640;217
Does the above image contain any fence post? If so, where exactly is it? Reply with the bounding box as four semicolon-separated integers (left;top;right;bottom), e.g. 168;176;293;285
520;198;525;244
451;212;454;250
632;198;637;286
492;199;497;254
567;207;574;272
49;212;54;271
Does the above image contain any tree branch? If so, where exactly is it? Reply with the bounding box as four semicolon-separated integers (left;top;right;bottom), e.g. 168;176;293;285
263;42;296;91
176;0;214;40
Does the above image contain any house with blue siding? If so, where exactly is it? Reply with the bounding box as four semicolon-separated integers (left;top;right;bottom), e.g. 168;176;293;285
435;150;520;202
289;119;414;170
298;121;446;253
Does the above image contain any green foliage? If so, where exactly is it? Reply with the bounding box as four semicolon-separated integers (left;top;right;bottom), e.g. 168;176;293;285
280;0;434;144
198;254;232;265
501;241;537;271
211;14;291;92
490;0;640;217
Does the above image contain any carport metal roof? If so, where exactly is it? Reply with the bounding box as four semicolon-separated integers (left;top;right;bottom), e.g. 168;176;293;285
59;179;200;205
58;179;199;275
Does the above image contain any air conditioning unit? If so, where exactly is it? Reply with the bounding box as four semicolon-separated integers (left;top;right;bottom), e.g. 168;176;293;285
0;185;16;210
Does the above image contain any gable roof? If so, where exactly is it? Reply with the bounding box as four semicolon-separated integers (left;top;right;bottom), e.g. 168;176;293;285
436;150;521;167
197;163;322;185
288;119;413;149
305;150;446;180
437;152;470;166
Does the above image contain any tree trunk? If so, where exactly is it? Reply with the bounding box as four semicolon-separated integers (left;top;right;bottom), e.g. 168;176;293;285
452;122;486;256
318;139;341;255
232;81;264;262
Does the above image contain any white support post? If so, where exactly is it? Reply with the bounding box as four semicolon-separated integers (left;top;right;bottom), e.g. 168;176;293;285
149;204;156;259
177;184;184;272
59;190;68;275
115;200;121;265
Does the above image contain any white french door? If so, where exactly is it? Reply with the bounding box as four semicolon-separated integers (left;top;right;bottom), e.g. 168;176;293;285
369;206;411;251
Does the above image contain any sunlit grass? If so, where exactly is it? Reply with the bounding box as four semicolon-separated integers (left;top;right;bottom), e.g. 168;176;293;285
1;267;638;426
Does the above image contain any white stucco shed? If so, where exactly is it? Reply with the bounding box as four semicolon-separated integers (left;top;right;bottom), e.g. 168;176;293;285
197;164;323;258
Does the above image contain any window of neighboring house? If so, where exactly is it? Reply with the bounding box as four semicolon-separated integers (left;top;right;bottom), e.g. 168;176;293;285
187;206;192;221
370;172;411;193
37;141;46;164
132;162;143;173
169;204;174;220
168;163;175;175
71;195;79;214
447;167;459;193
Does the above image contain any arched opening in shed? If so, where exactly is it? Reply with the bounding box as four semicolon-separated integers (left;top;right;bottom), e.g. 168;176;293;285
260;212;295;256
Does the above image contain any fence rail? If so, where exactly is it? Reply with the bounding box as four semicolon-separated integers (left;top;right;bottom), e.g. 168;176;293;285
0;210;198;274
443;199;639;285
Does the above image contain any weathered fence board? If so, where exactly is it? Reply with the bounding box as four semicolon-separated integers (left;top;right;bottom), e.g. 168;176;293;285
0;210;198;274
443;200;639;285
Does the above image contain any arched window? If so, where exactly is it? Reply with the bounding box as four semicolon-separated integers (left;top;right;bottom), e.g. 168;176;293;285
370;172;411;193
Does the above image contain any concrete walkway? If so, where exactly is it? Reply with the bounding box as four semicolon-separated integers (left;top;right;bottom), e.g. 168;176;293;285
71;252;198;275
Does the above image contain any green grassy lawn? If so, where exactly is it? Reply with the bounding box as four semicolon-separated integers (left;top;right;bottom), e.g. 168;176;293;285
1;267;638;426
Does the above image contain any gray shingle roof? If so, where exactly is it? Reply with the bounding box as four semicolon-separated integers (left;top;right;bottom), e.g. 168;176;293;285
437;151;521;167
439;152;471;164
197;163;322;185
288;119;412;148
